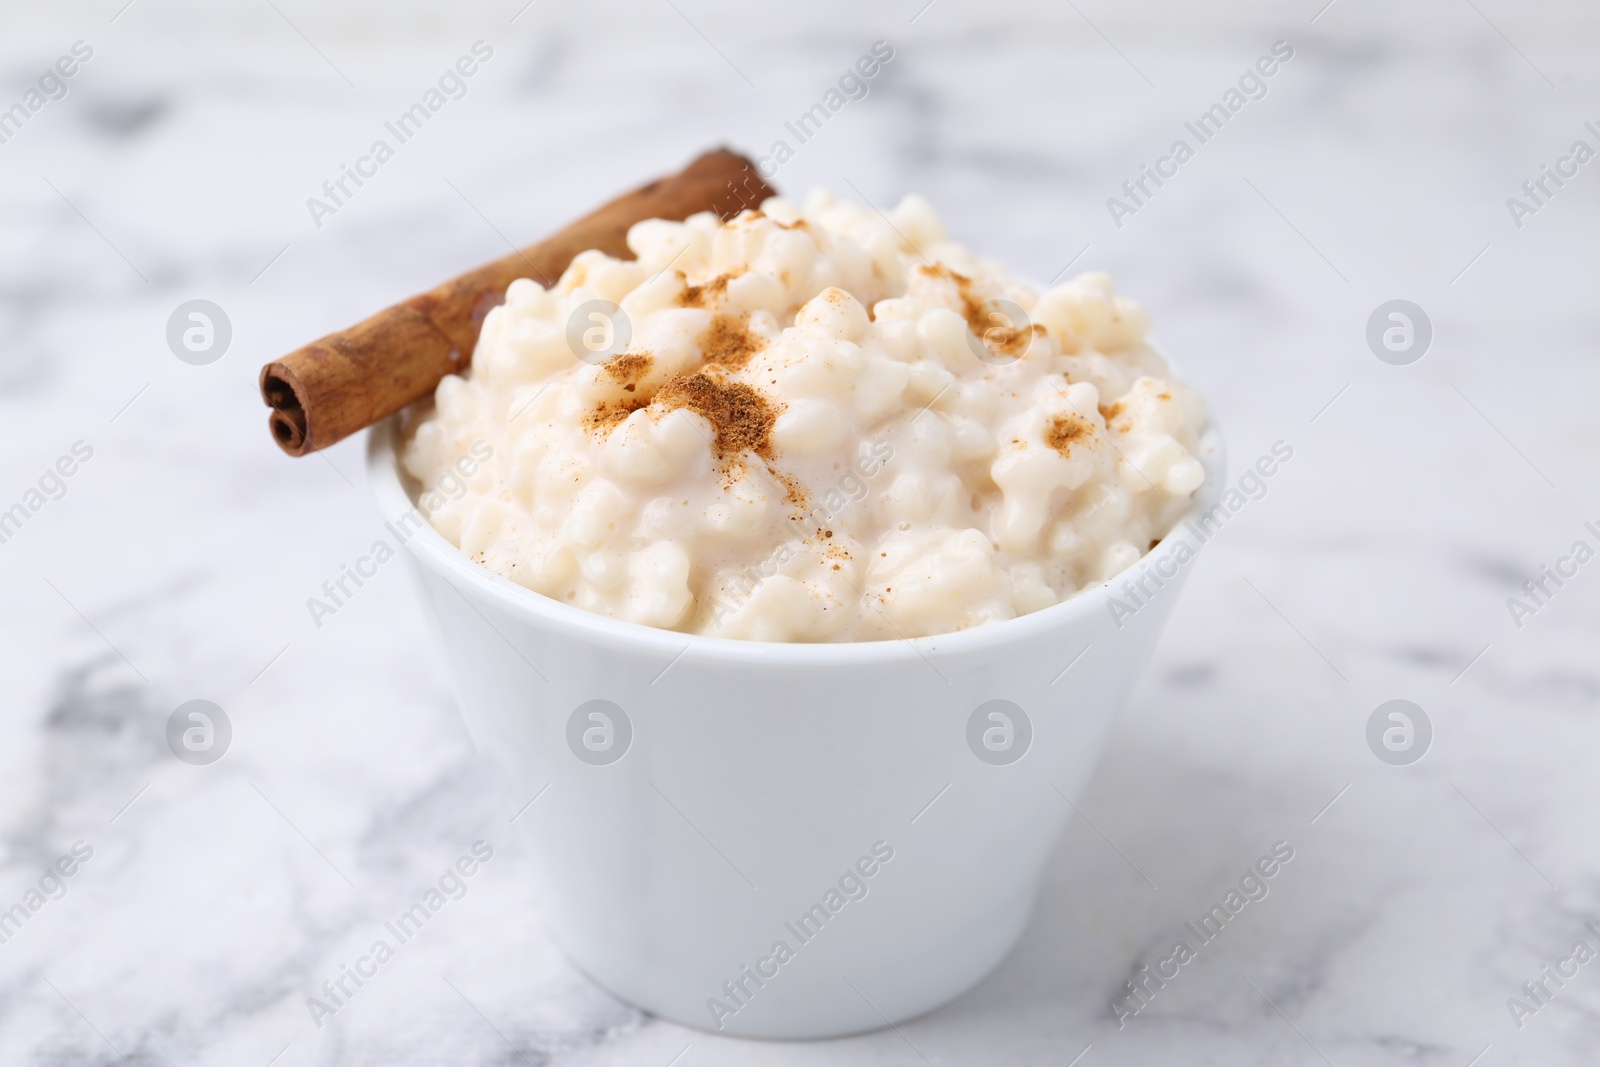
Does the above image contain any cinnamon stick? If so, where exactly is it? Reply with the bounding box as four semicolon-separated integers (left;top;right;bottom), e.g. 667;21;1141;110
260;148;774;456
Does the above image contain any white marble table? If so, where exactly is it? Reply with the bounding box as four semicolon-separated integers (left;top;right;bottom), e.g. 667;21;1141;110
3;1;1598;1063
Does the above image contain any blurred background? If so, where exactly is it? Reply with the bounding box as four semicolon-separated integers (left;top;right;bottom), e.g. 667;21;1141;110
2;0;1598;1063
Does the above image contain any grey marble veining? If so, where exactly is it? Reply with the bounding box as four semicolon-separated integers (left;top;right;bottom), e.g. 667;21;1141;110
2;0;1599;1063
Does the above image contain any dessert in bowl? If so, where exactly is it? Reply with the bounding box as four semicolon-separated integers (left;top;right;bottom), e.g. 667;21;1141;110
399;190;1206;642
370;189;1222;1037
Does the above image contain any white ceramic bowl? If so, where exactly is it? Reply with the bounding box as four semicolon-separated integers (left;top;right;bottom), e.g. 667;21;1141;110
367;410;1224;1039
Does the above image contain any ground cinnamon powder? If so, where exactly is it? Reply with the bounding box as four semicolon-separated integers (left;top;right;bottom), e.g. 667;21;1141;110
583;400;645;433
765;465;808;512
918;264;1032;360
682;273;733;308
654;372;779;459
1046;413;1092;456
602;352;654;390
582;352;656;434
700;313;763;368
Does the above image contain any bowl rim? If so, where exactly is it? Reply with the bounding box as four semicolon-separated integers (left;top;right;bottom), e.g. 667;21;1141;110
366;366;1226;665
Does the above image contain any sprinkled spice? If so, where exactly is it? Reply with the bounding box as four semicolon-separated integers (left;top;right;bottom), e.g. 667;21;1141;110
603;352;653;387
1046;414;1093;456
918;264;1031;360
768;465;808;510
699;313;764;368
682;273;734;308
654;372;780;459
584;400;645;434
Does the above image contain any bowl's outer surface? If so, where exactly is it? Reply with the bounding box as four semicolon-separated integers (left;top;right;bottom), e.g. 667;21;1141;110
370;412;1224;1038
